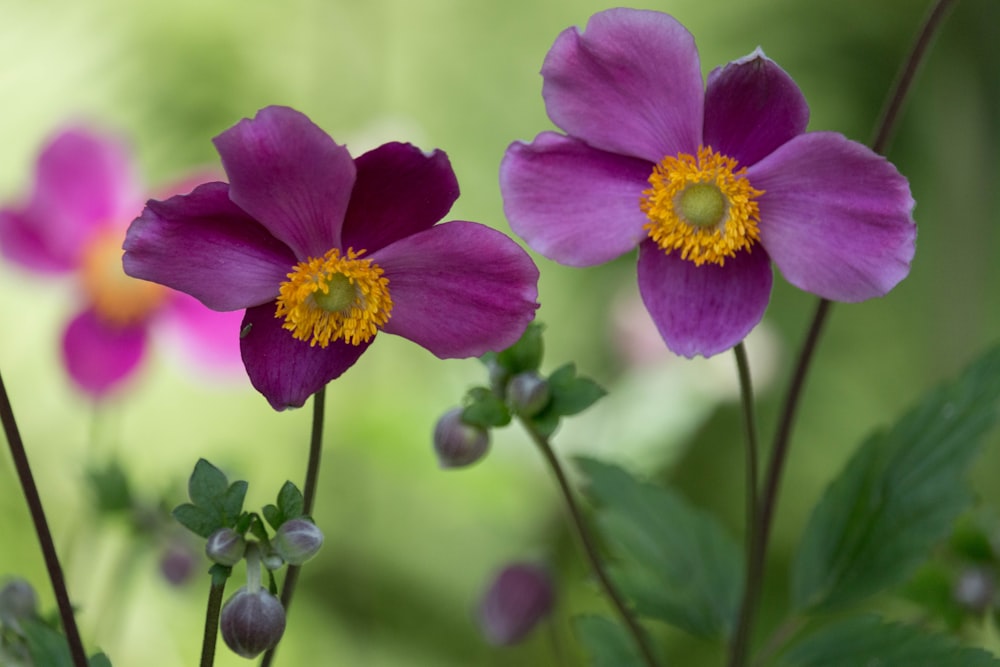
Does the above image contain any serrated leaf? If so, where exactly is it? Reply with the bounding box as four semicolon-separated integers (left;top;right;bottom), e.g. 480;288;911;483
792;345;1000;612
462;387;511;428
172;503;219;538
547;363;605;417
221;481;248;525
262;504;281;531
573;615;646;667
496;322;544;374
277;481;304;520
578;457;743;639
779;615;1000;667
188;459;229;507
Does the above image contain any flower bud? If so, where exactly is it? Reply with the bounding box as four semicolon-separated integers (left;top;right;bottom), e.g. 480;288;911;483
272;519;324;566
206;527;246;567
220;587;287;658
0;578;37;632
160;542;198;586
478;563;554;645
954;567;996;614
507;371;550;417
433;407;490;469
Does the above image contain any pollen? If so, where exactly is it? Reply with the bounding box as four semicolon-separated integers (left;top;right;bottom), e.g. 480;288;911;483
640;146;764;267
274;247;392;348
80;227;167;326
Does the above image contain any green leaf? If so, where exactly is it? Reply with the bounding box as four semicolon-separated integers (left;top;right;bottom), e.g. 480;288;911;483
172;503;218;538
247;513;269;542
547;364;605;417
462;387;511;428
277;481;304;520
85;459;132;514
496;322;544;375
21;618;73;667
779;615;1000;667
792;345;1000;612
89;653;113;667
577;457;743;639
262;504;281;531
573;615;646;667
188;459;229;507
221;480;248;525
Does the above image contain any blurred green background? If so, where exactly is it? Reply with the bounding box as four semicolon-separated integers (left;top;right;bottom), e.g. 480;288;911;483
0;0;998;665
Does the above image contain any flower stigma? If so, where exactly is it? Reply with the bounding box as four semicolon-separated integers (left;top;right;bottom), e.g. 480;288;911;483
640;146;764;267
81;226;167;326
275;248;392;347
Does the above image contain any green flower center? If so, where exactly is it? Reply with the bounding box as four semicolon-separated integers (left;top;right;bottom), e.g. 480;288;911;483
678;183;726;228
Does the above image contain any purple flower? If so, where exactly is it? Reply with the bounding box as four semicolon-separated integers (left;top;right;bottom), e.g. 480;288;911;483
500;9;916;357
0;126;243;397
478;563;555;645
123;106;539;410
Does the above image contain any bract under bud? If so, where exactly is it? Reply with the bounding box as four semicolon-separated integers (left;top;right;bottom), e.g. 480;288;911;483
0;578;38;632
220;587;287;659
272;518;324;566
206;527;246;567
507;371;551;417
433;407;490;468
478;563;554;645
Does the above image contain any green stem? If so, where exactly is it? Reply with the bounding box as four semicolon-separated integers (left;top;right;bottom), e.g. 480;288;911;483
259;387;326;667
519;417;661;667
0;369;89;667
200;576;227;667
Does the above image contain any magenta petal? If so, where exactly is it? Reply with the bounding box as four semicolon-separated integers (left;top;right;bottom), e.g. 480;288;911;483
162;292;245;372
340;143;459;253
500;132;651;266
748;132;916;301
637;243;772;357
0;128;140;271
123;182;297;311
703;49;810;167
62;308;147;397
239;303;372;410
541;8;702;161
372;221;539;358
213;106;355;259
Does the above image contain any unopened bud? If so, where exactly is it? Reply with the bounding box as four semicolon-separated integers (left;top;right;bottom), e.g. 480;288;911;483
478;563;554;645
206;528;246;567
160;542;198;586
433;408;490;469
0;578;38;632
272;519;324;566
507;372;550;417
954;567;995;613
220;587;287;659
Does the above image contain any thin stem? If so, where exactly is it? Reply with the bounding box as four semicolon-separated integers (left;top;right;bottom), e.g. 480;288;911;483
200;577;227;667
259;387;326;667
0;369;88;667
520;417;661;667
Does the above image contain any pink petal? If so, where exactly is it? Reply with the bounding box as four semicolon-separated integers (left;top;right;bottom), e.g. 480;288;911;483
340;143;459;253
213;106;355;259
372;221;539;358
161;292;246;372
62;308;148;397
637;242;773;357
747;132;916;301
541;8;703;162
500;132;651;266
123;182;297;311
239;303;372;411
703;49;810;167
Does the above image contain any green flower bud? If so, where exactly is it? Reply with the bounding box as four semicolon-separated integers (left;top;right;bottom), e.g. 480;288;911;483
205;527;246;567
272;519;324;566
433;407;490;468
507;371;551;417
220;587;286;659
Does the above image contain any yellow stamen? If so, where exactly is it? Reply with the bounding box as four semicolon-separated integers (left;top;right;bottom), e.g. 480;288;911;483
80;227;167;326
274;248;392;347
640;146;764;267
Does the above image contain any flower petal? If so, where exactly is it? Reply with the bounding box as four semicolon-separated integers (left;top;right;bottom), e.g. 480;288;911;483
239;302;372;410
500;132;651;266
748;132;916;301
637;242;772;357
62;308;147;397
213;106;355;259
340;142;459;253
161;292;245;372
0;127;140;272
541;8;703;162
372;221;539;358
703;49;809;167
123;182;297;311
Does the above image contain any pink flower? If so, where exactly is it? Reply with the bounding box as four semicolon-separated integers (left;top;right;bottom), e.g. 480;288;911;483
0;126;242;398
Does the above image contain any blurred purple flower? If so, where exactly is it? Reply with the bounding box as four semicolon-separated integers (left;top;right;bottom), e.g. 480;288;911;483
478;563;555;645
0;126;242;398
500;8;916;357
124;106;539;410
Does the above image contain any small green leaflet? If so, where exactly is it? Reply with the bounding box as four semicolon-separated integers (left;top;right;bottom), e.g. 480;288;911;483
573;615;648;667
172;459;248;538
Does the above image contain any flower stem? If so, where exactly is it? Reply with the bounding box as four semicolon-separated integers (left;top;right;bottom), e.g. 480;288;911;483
0;369;88;667
731;341;760;636
259;386;326;667
200;576;227;667
519;417;660;667
727;2;957;663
